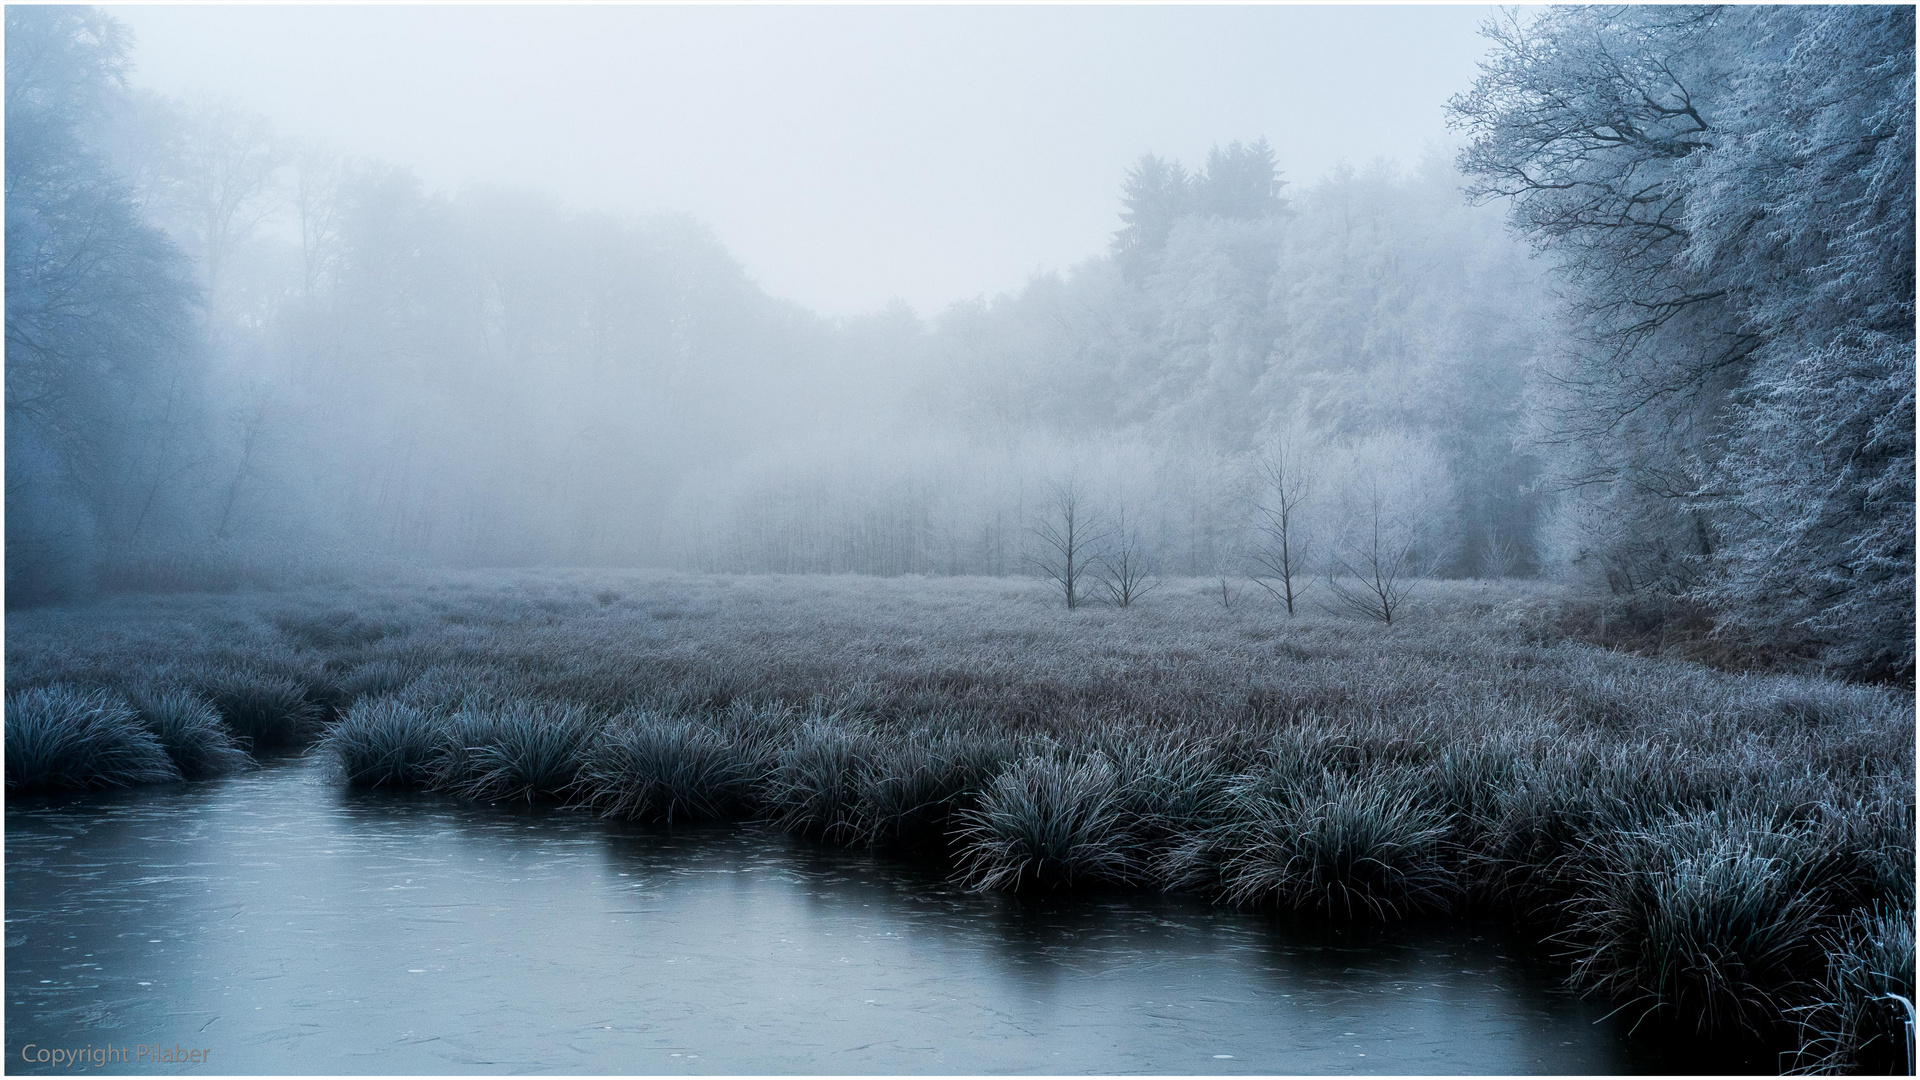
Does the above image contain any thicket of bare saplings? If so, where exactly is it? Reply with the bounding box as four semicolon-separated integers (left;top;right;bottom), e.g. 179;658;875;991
5;571;1912;1070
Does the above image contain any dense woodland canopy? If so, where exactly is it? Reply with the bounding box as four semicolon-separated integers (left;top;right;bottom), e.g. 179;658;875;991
1452;5;1915;680
5;5;1913;680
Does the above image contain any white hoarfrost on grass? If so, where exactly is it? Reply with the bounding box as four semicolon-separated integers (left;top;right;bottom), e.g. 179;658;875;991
5;568;1913;1069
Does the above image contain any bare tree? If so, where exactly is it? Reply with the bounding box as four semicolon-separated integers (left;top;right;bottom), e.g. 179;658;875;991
212;386;275;542
1215;575;1243;610
158;98;288;301
1247;434;1315;613
290;140;345;303
123;370;209;545
1030;480;1105;609
1097;505;1158;607
1325;478;1417;624
1478;528;1520;580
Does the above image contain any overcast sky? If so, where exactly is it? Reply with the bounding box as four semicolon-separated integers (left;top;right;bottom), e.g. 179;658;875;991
114;4;1500;319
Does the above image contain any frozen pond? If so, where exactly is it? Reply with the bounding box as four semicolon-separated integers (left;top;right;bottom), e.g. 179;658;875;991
9;756;1689;1074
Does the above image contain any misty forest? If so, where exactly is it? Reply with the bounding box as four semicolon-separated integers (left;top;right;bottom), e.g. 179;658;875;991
5;5;1915;1075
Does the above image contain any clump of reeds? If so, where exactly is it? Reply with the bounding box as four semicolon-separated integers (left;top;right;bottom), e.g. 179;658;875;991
436;701;602;803
275;661;354;721
320;697;451;789
1100;732;1232;846
333;658;420;702
709;700;793;774
273;608;403;650
852;726;1015;849
389;663;516;714
1216;766;1457;920
576;712;754;823
1563;807;1842;1038
763;716;875;840
194;668;323;750
5;686;181;792
1468;739;1715;915
1424;738;1521;827
955;753;1134;890
1791;904;1916;1074
126;686;252;778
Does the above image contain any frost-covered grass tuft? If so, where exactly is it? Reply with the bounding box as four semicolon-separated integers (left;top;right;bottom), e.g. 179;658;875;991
577;713;754;823
334;658;419;702
1563;808;1844;1038
273;608;405;651
1792;904;1916;1074
1105;732;1234;845
764;717;874;840
126;686;251;778
956;754;1135;890
854;726;1015;850
5;686;181;792
320;697;451;789
437;702;601;803
1218;767;1457;920
6;568;1911;1062
194;668;323;750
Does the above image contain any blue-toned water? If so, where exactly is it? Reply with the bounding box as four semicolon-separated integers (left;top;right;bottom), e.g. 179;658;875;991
7;756;1692;1074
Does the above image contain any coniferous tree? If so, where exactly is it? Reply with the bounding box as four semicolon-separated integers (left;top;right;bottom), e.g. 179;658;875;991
1191;138;1288;222
1112;154;1191;280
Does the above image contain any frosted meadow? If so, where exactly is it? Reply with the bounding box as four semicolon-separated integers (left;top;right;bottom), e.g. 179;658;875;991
7;5;1914;1075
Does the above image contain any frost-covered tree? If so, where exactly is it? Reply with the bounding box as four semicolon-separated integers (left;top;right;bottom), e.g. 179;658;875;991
1097;505;1159;608
1710;340;1914;678
1031;479;1104;609
1112;154;1191;280
1191;138;1289;222
1452;5;1915;678
1324;476;1415;625
925;144;1548;579
1111;139;1288;284
1247;429;1318;613
133;96;286;306
1688;8;1916;679
1137;213;1286;445
6;6;204;603
1451;8;1750;536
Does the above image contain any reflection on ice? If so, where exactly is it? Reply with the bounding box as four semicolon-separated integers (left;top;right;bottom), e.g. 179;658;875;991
8;756;1665;1074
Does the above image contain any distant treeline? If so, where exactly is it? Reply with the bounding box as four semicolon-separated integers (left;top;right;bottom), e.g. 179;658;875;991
5;6;1911;679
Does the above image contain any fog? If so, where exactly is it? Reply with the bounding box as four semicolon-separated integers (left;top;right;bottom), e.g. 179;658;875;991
111;4;1495;316
11;5;1913;682
8;15;1912;1072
